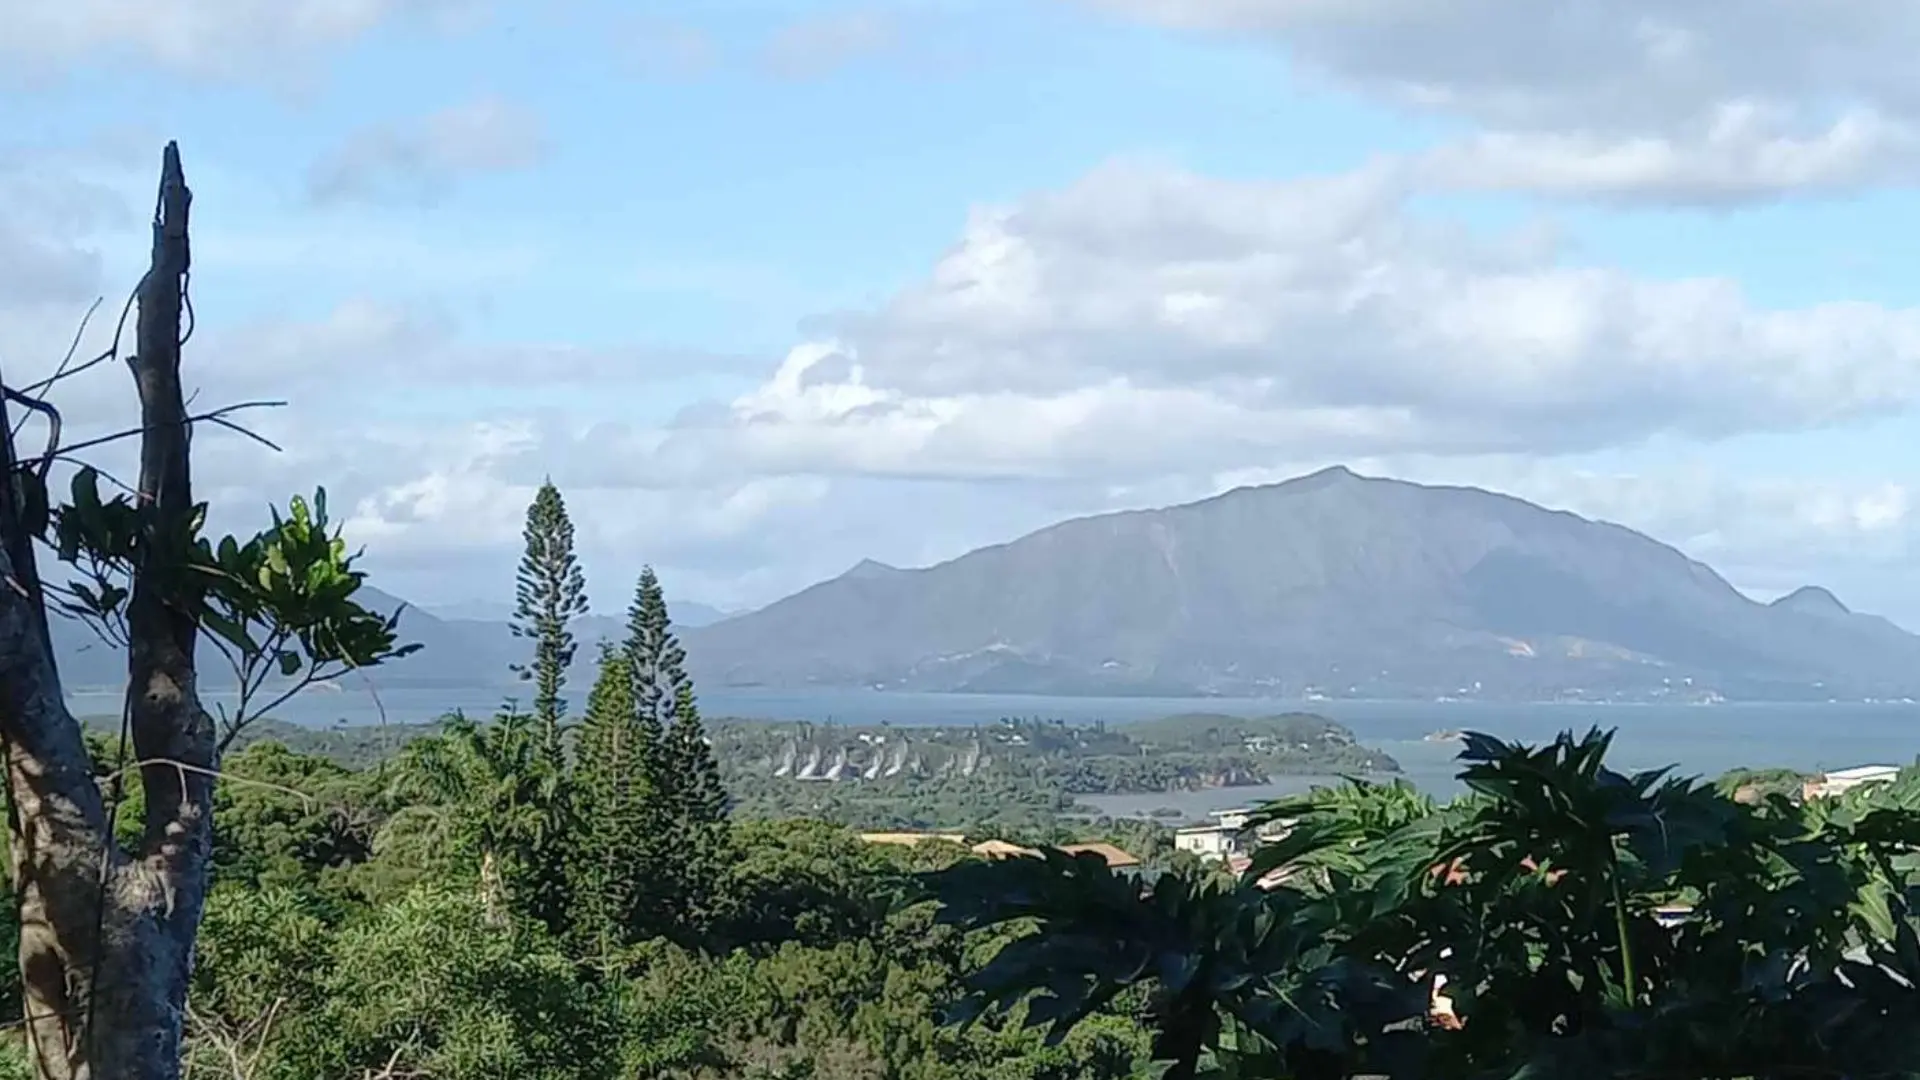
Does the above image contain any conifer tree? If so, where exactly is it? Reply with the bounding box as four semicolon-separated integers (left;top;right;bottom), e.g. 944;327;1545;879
625;567;679;773
666;675;732;932
508;480;587;936
623;566;730;939
510;479;589;756
566;641;660;961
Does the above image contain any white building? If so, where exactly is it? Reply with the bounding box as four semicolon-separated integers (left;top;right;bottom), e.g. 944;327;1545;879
1802;764;1902;800
1172;808;1292;863
1173;823;1240;861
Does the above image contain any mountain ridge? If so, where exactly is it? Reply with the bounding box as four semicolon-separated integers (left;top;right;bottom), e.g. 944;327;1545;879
46;586;731;694
678;467;1920;702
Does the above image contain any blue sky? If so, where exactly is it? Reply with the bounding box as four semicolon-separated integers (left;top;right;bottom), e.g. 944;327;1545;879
7;0;1920;624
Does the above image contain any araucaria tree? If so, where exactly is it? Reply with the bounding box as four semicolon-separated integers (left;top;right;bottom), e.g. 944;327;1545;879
665;657;729;925
0;145;413;1079
510;479;588;753
624;567;730;939
566;641;656;959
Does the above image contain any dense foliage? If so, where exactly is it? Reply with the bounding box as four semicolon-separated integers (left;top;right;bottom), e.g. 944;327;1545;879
30;695;1920;1078
937;728;1920;1079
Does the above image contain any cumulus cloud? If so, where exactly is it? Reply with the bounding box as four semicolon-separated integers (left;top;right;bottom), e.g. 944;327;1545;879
608;160;1920;491
1417;107;1920;204
306;98;548;206
3;0;483;80
1079;0;1920;201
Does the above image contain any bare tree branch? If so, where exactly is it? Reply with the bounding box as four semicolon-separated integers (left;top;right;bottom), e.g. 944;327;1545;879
18;283;144;399
24;400;285;466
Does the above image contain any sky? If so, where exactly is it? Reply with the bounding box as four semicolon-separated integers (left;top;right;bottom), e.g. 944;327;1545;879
7;1;1920;626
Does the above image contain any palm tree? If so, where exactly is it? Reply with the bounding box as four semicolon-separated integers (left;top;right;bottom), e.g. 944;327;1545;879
928;730;1920;1080
385;709;558;925
928;846;1427;1079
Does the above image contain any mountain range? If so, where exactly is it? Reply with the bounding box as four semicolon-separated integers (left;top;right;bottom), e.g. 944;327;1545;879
43;466;1920;703
678;466;1920;702
46;590;731;694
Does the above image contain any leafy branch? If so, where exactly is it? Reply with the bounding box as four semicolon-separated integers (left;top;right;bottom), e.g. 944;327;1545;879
35;465;420;753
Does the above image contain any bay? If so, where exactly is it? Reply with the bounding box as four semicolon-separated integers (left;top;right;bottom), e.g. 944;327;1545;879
68;685;1920;815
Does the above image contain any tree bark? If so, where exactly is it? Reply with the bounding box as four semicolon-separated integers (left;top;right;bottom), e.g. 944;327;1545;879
0;142;213;1080
479;848;507;928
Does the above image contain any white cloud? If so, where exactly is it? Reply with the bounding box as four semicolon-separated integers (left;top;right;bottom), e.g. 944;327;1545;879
2;0;483;80
306;98;548;205
611;160;1920;490
1079;0;1920;201
1418;106;1920;204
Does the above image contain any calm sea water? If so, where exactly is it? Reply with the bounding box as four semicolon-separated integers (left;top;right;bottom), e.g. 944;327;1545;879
69;685;1920;810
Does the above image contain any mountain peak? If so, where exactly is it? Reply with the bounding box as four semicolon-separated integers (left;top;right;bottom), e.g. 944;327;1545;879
842;558;903;581
1772;585;1852;617
1289;464;1363;489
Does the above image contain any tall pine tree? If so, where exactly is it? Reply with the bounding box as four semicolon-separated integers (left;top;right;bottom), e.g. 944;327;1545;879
508;479;587;936
625;566;730;941
666;675;729;924
510;479;589;755
566;641;663;962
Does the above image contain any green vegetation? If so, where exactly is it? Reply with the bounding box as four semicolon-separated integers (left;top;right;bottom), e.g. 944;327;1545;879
23;709;1920;1079
1713;764;1812;801
75;707;1399;836
1;715;1165;1079
939;730;1920;1078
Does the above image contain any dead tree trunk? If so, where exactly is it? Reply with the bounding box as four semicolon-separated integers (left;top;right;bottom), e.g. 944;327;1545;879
0;142;214;1080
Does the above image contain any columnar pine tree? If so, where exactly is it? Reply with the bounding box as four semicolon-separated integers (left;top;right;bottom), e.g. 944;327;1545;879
510;479;589;756
666;676;731;930
625;566;677;762
566;641;663;962
508;480;588;935
624;566;730;941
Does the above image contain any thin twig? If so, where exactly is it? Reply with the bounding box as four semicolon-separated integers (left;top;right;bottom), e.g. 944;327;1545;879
7;299;101;440
99;757;317;808
22;400;285;464
18;282;143;398
204;413;283;453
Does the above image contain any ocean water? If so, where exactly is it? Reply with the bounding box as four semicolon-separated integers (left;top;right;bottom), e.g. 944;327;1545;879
70;685;1920;808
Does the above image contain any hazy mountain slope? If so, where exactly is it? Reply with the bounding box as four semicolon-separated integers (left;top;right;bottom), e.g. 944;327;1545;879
681;466;1920;701
48;586;732;692
426;599;736;627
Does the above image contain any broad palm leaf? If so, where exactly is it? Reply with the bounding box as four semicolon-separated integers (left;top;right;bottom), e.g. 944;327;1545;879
928;848;1426;1079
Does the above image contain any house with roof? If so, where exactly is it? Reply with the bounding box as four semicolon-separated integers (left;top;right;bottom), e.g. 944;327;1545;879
1059;842;1142;870
1173;807;1293;864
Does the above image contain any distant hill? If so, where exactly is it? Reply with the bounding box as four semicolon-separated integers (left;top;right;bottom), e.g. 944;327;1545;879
47;585;734;693
679;466;1920;702
425;599;736;627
